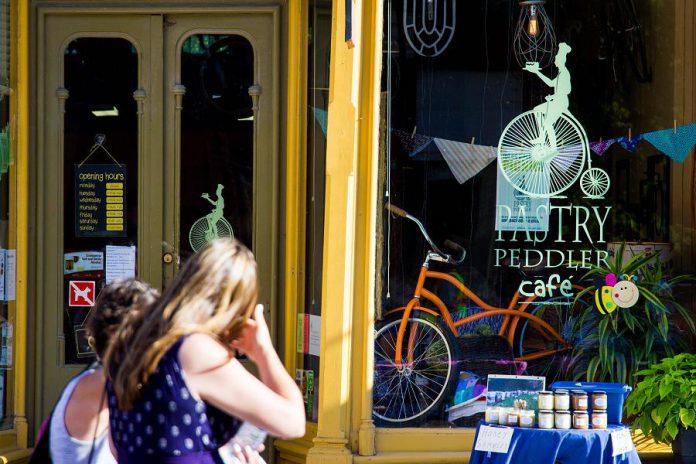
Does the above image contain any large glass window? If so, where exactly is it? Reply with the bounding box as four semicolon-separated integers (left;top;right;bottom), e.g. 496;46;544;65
295;0;332;423
374;0;695;428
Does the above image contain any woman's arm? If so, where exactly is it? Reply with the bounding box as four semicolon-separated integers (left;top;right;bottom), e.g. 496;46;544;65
180;309;305;439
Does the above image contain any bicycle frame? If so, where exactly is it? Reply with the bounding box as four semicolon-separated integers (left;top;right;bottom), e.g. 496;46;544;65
385;252;572;366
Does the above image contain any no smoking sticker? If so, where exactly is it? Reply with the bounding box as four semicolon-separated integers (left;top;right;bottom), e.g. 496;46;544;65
69;281;96;307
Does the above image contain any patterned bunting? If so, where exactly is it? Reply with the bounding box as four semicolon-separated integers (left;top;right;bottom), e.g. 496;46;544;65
392;129;434;157
616;134;643;152
642;122;696;163
433;138;497;184
311;106;328;136
589;139;616;156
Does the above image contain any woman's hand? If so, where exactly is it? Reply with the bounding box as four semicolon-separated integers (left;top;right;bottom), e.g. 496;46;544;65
231;305;273;363
231;443;264;463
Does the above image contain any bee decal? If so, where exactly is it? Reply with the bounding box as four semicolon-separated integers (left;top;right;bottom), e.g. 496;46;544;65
594;273;640;314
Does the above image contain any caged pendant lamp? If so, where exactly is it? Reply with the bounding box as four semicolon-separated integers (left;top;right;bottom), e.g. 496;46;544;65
514;0;557;69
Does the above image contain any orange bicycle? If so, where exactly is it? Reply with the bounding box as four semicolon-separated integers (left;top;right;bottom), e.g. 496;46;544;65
373;204;574;425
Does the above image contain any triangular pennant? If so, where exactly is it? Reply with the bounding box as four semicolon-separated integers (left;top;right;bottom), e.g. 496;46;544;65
392;129;434;157
643;122;696;163
433;138;496;184
616;134;643;152
589;139;616;156
311;106;328;136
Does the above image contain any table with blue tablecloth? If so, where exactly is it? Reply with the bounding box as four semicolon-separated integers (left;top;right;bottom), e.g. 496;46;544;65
469;422;641;464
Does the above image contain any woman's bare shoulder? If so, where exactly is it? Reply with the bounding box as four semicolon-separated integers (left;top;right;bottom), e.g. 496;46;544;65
179;333;234;375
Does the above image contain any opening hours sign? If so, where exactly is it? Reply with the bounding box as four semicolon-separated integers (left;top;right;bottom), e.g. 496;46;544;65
74;164;127;237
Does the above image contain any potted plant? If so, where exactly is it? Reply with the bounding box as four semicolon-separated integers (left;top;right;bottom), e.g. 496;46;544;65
625;353;696;457
567;244;696;385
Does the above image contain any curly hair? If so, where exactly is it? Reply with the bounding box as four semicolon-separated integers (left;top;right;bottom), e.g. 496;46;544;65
86;279;160;359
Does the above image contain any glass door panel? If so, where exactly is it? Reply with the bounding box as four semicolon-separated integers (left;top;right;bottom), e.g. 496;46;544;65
179;34;254;261
62;37;138;364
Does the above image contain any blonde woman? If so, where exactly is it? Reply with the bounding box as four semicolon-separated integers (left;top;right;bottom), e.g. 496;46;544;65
104;239;305;463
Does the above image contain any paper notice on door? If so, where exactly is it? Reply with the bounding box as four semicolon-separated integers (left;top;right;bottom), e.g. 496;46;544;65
308;315;321;357
105;245;136;283
5;250;16;301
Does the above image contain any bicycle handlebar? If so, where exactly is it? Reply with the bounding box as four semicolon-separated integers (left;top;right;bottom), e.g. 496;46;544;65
384;203;467;265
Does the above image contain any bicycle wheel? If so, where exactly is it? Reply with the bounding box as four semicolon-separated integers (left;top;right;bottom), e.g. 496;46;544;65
498;110;586;198
189;217;235;251
514;297;576;382
580;167;611;199
373;316;456;425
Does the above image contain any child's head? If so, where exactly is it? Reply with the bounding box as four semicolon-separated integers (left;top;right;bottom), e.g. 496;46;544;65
86;279;159;359
106;239;258;409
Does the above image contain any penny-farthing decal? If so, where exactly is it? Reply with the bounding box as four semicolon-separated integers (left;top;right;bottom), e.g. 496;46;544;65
403;0;456;58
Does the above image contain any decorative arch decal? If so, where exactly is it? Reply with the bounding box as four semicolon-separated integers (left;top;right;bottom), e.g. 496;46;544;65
403;0;456;58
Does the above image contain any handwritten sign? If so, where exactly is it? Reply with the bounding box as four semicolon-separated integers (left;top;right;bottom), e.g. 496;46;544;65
474;425;514;454
611;428;634;456
75;164;127;237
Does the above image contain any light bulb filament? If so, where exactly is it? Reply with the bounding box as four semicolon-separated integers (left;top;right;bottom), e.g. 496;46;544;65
528;5;540;37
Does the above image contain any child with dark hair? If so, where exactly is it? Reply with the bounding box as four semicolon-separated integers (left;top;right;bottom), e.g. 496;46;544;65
30;279;159;464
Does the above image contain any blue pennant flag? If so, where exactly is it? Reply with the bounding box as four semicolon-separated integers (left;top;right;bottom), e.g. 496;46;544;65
616;134;643;152
642;122;696;163
311;106;328;136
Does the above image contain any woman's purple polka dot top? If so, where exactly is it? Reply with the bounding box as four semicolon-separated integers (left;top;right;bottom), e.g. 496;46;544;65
107;337;240;462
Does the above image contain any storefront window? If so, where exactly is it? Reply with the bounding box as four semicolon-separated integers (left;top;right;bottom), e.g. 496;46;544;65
295;0;332;423
63;38;138;364
0;0;12;429
374;0;696;428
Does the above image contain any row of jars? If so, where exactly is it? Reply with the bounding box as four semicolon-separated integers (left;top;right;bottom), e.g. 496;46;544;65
538;389;607;411
485;407;608;430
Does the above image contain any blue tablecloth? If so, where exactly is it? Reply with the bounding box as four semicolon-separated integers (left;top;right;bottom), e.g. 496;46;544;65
469;422;641;464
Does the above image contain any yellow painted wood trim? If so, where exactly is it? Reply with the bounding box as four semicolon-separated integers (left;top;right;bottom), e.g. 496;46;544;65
350;0;383;456
0;446;32;464
376;428;476;453
8;0;29;449
307;0;359;461
282;0;308;373
354;451;471;463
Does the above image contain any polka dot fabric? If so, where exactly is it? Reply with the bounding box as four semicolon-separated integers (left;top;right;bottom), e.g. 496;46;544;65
107;337;240;463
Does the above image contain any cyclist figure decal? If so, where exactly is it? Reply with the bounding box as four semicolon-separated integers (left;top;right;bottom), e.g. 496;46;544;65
498;42;610;199
189;183;234;252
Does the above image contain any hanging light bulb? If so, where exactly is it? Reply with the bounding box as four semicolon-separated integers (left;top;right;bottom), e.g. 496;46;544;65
514;0;557;69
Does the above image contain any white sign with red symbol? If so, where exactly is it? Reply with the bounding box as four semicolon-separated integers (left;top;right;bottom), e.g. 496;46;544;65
69;281;95;307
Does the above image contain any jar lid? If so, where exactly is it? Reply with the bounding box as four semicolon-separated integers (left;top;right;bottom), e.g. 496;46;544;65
539;409;554;413
573;410;589;415
554;389;569;394
556;410;571;415
593;390;606;394
539;391;553;395
592;410;607;415
571;390;587;395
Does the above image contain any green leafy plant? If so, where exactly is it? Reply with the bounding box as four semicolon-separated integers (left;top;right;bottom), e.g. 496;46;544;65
625;353;696;444
568;243;696;385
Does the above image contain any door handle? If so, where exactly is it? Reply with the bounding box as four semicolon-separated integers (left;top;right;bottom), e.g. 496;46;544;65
163;253;174;264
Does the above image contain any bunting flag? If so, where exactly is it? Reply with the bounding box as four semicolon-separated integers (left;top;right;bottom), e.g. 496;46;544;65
642;122;696;163
590;139;616;156
311;107;328;136
616;134;643;152
433;138;497;184
392;129;434;157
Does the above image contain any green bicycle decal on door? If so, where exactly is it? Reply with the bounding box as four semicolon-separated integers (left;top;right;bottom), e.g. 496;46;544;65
189;183;234;251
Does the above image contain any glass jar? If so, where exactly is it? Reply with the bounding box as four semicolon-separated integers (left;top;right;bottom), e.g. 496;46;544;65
554;389;570;411
555;410;571;429
519;410;535;428
538;391;554;410
485;406;500;424
573;411;589;429
571;390;588;411
538;410;554;429
592;410;608;429
592;391;608;410
506;408;520;426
